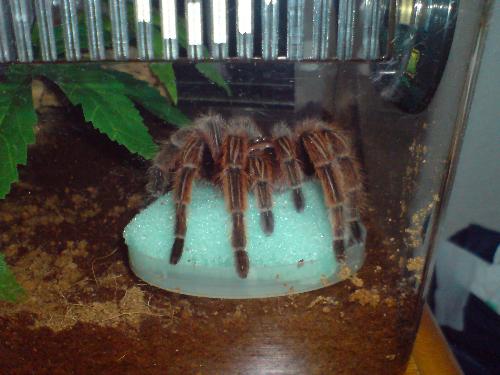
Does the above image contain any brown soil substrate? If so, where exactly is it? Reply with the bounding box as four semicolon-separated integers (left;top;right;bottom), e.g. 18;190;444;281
0;110;421;375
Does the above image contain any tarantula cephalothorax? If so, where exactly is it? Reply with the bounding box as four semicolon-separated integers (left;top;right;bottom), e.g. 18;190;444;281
147;114;365;279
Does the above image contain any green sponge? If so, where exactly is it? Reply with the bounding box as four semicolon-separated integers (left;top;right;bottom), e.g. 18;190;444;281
124;181;365;298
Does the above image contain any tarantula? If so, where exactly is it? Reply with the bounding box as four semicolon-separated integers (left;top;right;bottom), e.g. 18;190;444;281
147;114;364;279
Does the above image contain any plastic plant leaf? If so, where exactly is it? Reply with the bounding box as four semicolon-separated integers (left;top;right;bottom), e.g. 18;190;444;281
177;17;188;50
0;80;37;199
195;63;232;96
0;253;25;302
151;15;230;96
152;28;163;58
37;65;158;160
106;69;189;127
149;63;178;105
31;14;107;59
150;63;178;105
175;17;231;96
151;13;187;51
151;13;166;58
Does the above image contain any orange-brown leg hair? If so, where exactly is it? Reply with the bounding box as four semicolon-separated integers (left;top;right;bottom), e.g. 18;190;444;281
300;127;348;261
337;159;364;245
221;131;250;278
170;135;206;265
272;123;305;211
148;126;198;200
248;143;275;234
326;129;364;246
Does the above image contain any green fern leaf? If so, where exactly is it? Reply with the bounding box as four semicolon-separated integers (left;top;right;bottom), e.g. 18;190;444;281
37;65;158;160
0;80;37;199
0;254;25;302
106;69;189;127
150;63;178;105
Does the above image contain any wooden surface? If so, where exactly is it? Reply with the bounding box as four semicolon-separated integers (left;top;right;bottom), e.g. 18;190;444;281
404;305;463;375
405;358;420;375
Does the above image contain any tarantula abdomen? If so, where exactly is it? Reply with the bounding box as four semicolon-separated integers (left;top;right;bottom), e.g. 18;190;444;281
148;114;365;278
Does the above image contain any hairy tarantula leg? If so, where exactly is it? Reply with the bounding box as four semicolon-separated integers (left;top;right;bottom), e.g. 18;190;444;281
330;205;347;260
330;153;364;247
254;178;275;234
322;124;365;248
322;168;347;260
147;141;180;198
349;220;363;245
300;130;348;261
170;136;205;265
221;125;251;278
232;212;250;277
344;189;363;246
273;124;306;212
171;203;187;264
257;194;274;234
249;146;275;235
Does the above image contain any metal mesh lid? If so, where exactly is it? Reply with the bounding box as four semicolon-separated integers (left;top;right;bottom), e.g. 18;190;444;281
0;0;394;63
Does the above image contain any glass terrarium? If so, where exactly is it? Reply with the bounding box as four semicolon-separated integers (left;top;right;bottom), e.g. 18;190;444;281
0;1;490;374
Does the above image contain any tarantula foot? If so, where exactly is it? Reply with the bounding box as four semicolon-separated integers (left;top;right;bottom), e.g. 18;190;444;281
293;188;305;212
347;221;363;246
235;250;250;279
260;211;275;235
333;239;346;262
170;238;184;265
